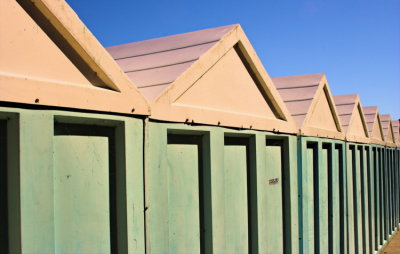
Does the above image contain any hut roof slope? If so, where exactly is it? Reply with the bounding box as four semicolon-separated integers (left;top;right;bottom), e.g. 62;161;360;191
107;25;236;101
333;94;369;143
392;120;399;146
272;73;344;139
363;106;385;145
381;114;396;146
0;0;149;115
108;25;297;133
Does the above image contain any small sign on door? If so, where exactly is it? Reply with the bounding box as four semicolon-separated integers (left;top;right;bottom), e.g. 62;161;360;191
269;178;279;185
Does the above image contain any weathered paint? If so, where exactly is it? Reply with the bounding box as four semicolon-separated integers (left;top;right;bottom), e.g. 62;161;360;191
224;137;250;253
54;135;111;253
298;137;345;254
146;121;299;254
0;106;145;254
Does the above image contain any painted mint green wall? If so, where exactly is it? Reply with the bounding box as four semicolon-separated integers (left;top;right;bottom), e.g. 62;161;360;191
299;137;345;254
54;136;110;253
224;141;249;254
1;105;400;254
146;122;299;254
0;107;145;254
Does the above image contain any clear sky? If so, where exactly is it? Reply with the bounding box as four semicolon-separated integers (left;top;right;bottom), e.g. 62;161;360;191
66;0;399;120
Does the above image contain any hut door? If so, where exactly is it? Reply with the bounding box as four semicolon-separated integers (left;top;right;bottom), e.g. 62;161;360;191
53;124;116;254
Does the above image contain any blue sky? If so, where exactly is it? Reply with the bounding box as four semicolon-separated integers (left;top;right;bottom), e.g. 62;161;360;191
66;0;399;119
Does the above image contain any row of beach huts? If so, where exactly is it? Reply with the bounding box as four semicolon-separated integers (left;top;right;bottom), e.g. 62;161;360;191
0;0;399;253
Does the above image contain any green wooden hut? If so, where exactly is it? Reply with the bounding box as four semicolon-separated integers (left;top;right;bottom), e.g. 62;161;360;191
272;73;346;254
108;24;300;254
0;0;149;253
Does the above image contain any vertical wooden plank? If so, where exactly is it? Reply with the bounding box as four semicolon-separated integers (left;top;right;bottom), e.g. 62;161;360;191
347;145;356;254
209;129;226;253
19;112;54;253
6;113;21;254
167;141;201;254
224;137;249;254
388;149;391;234
355;146;363;254
359;146;369;254
260;140;283;254
319;144;329;254
334;144;344;254
54;136;111;253
382;148;388;242
391;150;395;234
366;146;375;254
302;142;316;254
379;148;384;246
147;124;169;253
123;119;145;254
373;147;379;252
396;150;399;228
397;150;400;227
0;120;8;253
288;136;299;254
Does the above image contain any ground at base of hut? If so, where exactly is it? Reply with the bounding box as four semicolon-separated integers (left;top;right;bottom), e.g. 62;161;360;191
380;229;400;254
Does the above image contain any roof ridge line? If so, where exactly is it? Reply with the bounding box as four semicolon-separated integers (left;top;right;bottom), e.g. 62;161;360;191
113;40;219;60
284;97;313;103
137;81;173;88
336;102;356;106
125;59;197;73
277;84;319;90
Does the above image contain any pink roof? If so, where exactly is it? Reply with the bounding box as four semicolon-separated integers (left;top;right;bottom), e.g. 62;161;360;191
272;73;324;127
333;94;358;130
392;120;400;145
363;106;378;133
380;114;392;133
107;25;237;101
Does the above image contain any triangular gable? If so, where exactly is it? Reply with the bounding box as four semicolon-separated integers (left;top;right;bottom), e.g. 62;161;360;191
272;73;344;139
333;94;369;143
0;0;149;115
363;106;385;145
381;114;396;146
109;25;297;133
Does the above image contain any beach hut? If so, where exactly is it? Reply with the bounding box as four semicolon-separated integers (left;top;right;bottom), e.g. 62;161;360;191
381;115;396;148
363;106;391;249
333;94;369;143
109;25;299;254
0;0;149;253
333;94;375;254
363;106;385;146
380;115;398;240
272;73;345;254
